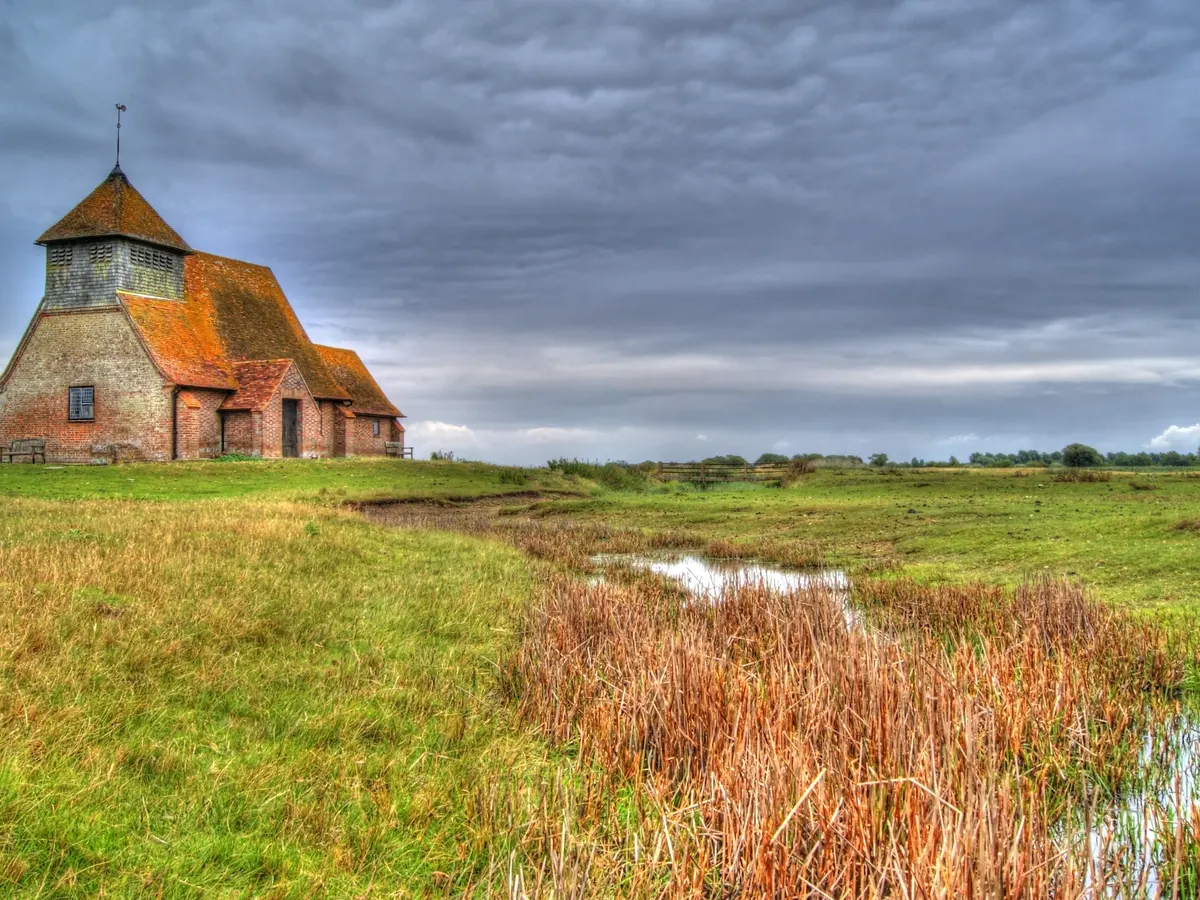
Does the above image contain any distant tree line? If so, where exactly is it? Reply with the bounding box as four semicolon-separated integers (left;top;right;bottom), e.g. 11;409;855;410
966;446;1200;468
738;444;1200;470
565;443;1200;476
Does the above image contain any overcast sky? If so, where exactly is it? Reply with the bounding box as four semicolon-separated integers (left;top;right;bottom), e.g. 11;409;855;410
3;0;1199;464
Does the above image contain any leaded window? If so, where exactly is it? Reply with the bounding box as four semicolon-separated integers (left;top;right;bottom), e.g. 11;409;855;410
68;386;94;422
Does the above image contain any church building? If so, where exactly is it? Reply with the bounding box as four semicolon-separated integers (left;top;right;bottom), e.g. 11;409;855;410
0;165;405;463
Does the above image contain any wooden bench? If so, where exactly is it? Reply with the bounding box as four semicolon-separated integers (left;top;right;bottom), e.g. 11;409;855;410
384;442;413;459
1;439;46;464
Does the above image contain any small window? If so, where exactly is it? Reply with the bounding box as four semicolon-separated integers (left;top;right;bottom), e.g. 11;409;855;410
372;419;381;437
49;246;72;266
68;386;94;422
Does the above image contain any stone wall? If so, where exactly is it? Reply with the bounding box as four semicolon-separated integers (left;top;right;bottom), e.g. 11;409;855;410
43;238;184;311
0;309;172;462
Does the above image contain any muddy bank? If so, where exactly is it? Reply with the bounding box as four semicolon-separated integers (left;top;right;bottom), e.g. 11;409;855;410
351;489;578;512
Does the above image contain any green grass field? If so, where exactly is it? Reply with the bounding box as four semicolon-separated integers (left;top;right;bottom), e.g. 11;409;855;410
0;459;1198;894
0;497;565;895
534;467;1200;614
0;457;574;503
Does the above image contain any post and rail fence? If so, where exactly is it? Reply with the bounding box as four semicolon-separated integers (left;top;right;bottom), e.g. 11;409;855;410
654;462;795;485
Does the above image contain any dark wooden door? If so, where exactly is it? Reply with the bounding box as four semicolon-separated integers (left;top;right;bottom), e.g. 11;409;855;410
282;400;299;458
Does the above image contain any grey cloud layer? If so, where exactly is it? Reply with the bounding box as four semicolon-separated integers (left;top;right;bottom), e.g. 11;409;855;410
2;0;1199;462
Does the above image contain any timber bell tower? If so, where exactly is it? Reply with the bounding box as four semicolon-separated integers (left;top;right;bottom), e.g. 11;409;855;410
34;164;192;311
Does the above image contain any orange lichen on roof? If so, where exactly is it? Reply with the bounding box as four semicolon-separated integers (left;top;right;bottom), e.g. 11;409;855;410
220;360;303;411
119;291;238;390
36;168;190;251
314;344;403;418
185;253;351;401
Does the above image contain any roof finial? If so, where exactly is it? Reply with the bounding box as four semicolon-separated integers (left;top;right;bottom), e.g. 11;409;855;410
113;104;127;175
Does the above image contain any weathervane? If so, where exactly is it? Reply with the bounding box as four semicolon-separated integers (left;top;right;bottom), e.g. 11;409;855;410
115;103;127;169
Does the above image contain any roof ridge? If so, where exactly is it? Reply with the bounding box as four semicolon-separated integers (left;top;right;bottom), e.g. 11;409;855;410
189;249;273;271
113;172;125;232
313;343;357;356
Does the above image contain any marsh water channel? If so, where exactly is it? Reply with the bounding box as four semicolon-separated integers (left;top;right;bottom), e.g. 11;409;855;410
591;551;1200;893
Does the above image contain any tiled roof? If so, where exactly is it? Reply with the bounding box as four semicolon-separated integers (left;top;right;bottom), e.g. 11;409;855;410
120;291;239;390
177;390;203;410
186;253;351;401
314;344;403;417
36;167;190;251
220;360;302;411
45;171;399;413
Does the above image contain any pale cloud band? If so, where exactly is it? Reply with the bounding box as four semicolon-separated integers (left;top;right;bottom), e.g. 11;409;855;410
1148;424;1200;451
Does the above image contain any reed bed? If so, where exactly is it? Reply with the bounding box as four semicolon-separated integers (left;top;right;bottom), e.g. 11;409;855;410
365;502;830;575
502;574;1197;897
705;537;825;568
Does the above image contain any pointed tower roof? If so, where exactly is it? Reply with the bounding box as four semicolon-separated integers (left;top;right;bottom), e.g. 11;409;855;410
35;166;190;252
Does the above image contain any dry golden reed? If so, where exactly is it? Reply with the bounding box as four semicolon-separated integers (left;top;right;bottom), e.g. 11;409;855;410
501;574;1193;898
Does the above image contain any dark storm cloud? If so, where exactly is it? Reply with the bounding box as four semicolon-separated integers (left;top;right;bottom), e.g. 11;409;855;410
3;0;1200;463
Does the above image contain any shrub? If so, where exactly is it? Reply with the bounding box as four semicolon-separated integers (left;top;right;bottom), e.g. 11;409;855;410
1051;469;1112;483
430;450;456;462
869;453;889;467
546;458;651;491
498;467;530;486
808;455;865;470
754;453;790;466
780;457;818;486
702;455;748;467
1062;443;1104;468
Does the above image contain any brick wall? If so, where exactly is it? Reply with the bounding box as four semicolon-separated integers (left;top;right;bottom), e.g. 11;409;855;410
258;364;320;458
325;402;348;457
346;415;401;456
0;309;172;462
317;400;338;457
220;410;258;456
176;388;226;459
43;238;184;311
